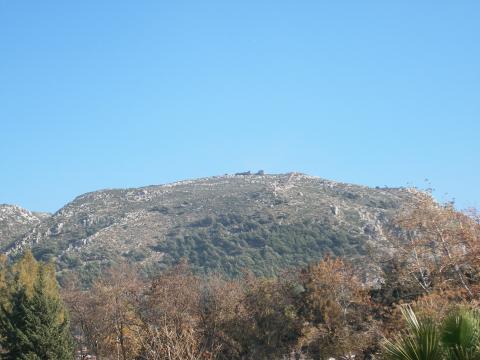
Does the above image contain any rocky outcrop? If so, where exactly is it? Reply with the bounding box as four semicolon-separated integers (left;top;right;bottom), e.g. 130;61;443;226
0;205;50;249
2;174;421;279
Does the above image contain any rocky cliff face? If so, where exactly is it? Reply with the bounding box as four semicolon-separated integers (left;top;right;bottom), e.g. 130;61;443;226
0;205;50;249
2;173;420;281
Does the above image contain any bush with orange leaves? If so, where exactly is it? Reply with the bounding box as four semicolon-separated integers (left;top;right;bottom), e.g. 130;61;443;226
297;257;379;359
389;193;480;299
63;263;144;360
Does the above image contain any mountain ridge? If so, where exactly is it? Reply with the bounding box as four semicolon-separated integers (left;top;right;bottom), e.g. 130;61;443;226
1;173;421;283
0;204;51;250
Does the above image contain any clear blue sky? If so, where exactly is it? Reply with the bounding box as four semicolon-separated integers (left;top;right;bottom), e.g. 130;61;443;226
1;1;479;212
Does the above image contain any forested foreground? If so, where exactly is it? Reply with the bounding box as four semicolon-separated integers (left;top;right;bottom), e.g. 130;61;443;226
1;197;480;359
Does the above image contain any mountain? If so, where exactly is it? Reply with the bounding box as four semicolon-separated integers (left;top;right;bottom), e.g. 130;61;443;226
3;173;420;283
0;205;50;249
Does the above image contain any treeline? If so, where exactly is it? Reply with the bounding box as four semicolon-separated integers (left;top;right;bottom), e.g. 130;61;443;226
0;194;479;359
38;212;369;284
153;214;367;277
62;257;375;359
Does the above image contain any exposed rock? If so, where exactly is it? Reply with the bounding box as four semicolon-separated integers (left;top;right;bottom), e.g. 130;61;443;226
0;205;51;249
2;174;420;280
331;205;339;216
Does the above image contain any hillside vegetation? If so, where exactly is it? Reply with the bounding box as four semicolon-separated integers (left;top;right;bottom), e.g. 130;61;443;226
4;173;418;282
2;174;479;359
12;196;478;360
0;205;50;249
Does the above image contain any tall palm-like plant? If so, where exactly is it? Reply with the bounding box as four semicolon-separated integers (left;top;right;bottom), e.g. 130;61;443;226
382;307;480;360
382;306;443;360
441;308;480;360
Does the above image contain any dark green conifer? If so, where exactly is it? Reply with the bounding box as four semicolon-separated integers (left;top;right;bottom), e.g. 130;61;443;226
0;286;32;359
0;254;74;359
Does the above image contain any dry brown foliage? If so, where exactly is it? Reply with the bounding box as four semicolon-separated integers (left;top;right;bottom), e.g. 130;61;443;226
60;200;480;360
391;193;480;299
63;263;143;359
298;257;379;359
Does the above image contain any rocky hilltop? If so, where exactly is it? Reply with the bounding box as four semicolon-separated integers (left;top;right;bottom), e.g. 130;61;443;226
3;173;420;282
0;205;50;249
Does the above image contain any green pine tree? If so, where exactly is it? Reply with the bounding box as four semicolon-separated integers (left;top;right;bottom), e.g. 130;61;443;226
0;255;74;360
0;285;33;359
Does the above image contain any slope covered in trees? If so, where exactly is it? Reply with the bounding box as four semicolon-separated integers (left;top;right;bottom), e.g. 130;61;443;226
0;198;479;359
5;173;419;284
